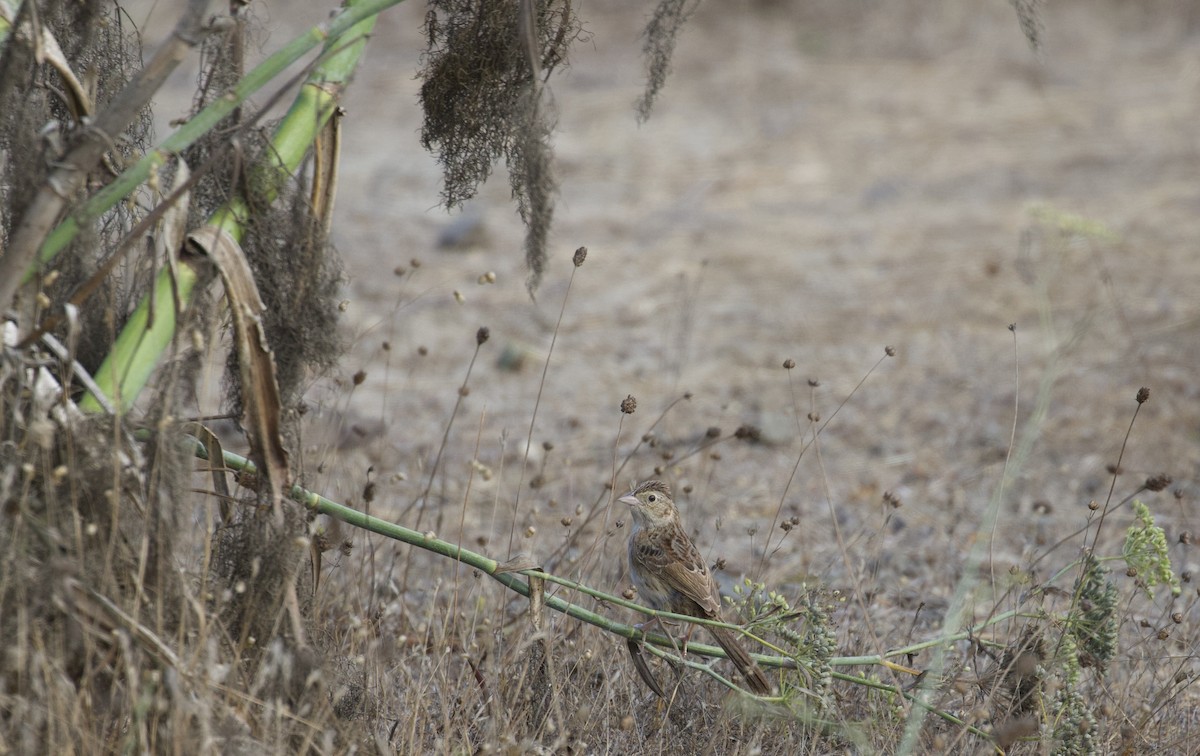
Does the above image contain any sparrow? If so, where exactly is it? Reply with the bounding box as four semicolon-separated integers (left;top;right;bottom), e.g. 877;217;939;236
621;480;772;695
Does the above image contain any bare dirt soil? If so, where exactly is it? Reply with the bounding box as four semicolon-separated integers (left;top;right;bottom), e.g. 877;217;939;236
295;0;1200;578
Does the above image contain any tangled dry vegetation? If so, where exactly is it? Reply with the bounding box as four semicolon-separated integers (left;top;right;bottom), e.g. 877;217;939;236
2;1;1199;754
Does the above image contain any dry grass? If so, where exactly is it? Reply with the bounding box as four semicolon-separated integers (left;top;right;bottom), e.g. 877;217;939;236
4;0;1200;754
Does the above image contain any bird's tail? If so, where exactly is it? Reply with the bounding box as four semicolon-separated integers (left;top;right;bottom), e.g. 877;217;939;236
710;626;772;695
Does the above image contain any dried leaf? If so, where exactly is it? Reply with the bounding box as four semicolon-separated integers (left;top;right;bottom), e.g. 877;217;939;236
310;106;341;239
156;160;192;270
1;3;93;119
183;421;232;524
187;225;290;522
310;538;322;593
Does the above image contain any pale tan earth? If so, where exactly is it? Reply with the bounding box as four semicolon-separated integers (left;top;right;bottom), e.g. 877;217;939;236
136;0;1199;670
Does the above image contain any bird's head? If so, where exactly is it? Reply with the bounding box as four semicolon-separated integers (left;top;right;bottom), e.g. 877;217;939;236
619;480;677;527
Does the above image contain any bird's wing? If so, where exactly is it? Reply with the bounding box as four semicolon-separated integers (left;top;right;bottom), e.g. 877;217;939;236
659;530;722;617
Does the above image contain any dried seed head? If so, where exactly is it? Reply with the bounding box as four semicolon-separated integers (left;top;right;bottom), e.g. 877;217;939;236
313;533;331;553
1106;464;1123;475
1179;531;1192;545
1172;612;1183;624
353;370;367;386
884;345;896;357
713;557;727;572
1032;500;1051;515
808;378;820;387
573;246;587;267
706;426;721;438
1137;387;1150;404
620;394;637;414
807;412;820;422
418;346;428;356
1008;323;1016;332
883;491;901;508
363;480;376;504
458;386;470;397
783;358;795;369
561;517;573;527
410;258;421;268
476;326;490;345
542;441;554;451
1088;500;1100;511
1146;474;1172;492
394;265;406;276
734;425;761;442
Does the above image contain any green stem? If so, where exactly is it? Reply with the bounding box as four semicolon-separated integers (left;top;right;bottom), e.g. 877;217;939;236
34;0;401;274
79;258;202;413
185;437;982;680
80;2;383;413
830;671;994;744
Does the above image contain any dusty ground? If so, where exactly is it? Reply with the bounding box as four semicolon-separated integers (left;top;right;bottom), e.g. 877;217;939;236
280;0;1200;583
130;0;1200;734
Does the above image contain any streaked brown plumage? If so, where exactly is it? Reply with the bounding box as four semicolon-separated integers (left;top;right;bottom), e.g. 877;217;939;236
621;480;772;695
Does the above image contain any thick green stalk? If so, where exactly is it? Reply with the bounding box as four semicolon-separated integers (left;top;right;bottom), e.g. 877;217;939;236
189;438;994;704
207;53;357;242
192;439;807;672
79;260;202;413
34;0;400;276
80;3;381;413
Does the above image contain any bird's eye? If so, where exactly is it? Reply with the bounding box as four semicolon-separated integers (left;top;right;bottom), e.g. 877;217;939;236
647;494;656;503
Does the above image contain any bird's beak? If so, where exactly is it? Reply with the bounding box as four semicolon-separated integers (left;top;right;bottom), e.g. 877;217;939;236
618;494;638;508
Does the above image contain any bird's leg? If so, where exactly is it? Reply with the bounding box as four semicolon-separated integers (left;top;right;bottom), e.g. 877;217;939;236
681;622;698;657
636;616;687;660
